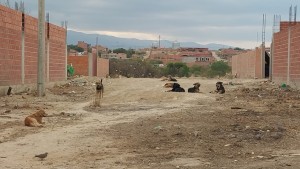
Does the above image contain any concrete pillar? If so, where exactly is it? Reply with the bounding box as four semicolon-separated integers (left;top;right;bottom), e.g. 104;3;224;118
88;53;93;76
46;40;49;82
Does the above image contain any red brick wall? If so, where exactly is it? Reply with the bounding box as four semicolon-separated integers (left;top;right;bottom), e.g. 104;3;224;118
24;15;38;84
231;50;256;78
273;23;300;86
97;58;109;78
68;56;89;76
0;6;22;85
48;25;66;81
0;5;66;86
68;56;109;77
280;22;300;32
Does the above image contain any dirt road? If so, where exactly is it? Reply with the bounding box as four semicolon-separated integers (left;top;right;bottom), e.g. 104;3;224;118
0;77;299;169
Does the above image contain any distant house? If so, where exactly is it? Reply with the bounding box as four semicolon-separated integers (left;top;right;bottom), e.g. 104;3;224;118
217;48;248;60
101;53;127;59
180;48;215;66
148;47;215;66
92;45;109;54
77;41;89;54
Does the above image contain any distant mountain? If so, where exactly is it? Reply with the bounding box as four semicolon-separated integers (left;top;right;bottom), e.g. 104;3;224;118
67;30;233;50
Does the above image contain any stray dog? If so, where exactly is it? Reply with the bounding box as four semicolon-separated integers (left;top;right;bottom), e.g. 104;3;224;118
161;75;177;82
24;109;47;127
215;81;225;94
94;79;104;107
7;86;12;95
166;83;185;92
164;82;174;88
188;82;201;93
168;75;177;82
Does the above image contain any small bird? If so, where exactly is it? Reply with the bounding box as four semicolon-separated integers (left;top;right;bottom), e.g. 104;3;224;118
34;152;48;160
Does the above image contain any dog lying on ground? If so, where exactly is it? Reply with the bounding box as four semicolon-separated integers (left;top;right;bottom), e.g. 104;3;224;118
94;79;104;107
164;82;174;88
188;82;201;93
161;75;177;82
215;81;225;94
165;83;185;92
24;109;47;127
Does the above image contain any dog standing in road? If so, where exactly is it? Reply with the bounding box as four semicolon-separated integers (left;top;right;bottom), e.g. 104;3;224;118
94;79;104;107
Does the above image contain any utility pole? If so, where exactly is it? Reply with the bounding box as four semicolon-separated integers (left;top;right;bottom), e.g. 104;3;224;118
158;35;161;48
37;0;45;96
46;12;50;82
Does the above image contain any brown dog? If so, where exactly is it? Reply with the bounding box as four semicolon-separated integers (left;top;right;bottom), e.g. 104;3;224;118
164;83;174;88
94;79;104;106
188;82;201;93
24;109;47;127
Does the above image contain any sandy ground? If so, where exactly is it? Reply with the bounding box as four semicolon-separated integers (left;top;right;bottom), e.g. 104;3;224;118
0;77;300;169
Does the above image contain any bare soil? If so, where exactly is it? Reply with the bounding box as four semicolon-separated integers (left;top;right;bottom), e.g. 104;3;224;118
0;77;299;169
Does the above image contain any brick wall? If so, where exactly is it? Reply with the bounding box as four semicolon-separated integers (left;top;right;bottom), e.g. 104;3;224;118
231;48;264;78
0;6;22;85
273;22;300;86
0;5;66;86
68;55;109;77
97;58;109;78
255;47;263;78
48;24;66;82
68;56;89;76
231;50;256;78
24;15;39;84
279;22;300;32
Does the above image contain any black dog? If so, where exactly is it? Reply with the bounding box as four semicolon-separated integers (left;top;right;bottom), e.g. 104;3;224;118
215;81;225;94
188;82;200;93
167;83;185;92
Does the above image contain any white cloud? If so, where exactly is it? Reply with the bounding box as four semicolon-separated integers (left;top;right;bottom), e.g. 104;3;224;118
8;0;300;49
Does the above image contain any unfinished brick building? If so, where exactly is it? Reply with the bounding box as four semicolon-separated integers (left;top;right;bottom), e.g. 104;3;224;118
272;21;300;87
232;21;300;88
231;47;270;79
0;5;66;88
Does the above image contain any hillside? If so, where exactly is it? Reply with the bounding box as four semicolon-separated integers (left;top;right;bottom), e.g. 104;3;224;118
67;30;233;50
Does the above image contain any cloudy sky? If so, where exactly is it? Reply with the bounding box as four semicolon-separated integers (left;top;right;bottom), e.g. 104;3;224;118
4;0;299;49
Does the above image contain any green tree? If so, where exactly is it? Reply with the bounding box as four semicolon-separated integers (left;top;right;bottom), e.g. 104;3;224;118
126;48;135;58
234;47;244;51
206;61;231;77
113;48;127;53
190;65;205;76
67;44;84;52
164;62;189;77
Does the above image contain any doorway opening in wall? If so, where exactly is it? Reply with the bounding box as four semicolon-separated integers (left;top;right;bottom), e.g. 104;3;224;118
265;51;270;78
